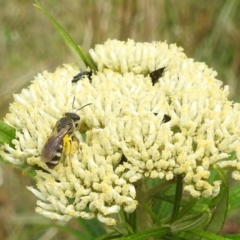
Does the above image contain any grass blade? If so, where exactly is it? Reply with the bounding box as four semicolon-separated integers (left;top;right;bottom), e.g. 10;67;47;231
34;0;97;71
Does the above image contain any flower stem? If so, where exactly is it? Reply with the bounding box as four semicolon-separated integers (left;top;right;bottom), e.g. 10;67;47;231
171;175;183;223
135;179;153;232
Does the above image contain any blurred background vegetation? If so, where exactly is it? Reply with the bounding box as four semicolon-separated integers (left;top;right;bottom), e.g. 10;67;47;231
0;0;240;239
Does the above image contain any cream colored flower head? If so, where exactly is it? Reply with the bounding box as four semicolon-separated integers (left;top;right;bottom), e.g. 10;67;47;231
1;39;240;225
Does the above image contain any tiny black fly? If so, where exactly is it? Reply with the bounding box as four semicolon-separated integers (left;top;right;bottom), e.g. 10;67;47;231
153;113;171;123
72;71;92;83
162;114;171;123
149;67;165;85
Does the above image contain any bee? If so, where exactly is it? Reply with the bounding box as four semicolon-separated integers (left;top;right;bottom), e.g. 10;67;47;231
41;100;91;169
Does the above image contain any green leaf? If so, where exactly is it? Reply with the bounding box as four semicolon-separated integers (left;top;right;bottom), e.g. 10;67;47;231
34;0;97;71
21;165;37;179
204;165;229;234
228;184;240;212
94;231;121;240
113;227;170;240
126;211;137;233
171;211;211;232
178;198;199;219
76;217;106;238
113;221;135;236
0;120;16;145
187;229;231;240
153;184;176;220
139;200;161;225
223;234;240;239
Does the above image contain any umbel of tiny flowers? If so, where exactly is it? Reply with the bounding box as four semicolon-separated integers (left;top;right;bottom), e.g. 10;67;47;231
1;39;240;237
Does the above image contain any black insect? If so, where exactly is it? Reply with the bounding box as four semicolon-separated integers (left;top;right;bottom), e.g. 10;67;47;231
118;154;128;166
153;113;171;123
149;67;165;85
72;71;92;83
162;114;171;123
41;101;91;168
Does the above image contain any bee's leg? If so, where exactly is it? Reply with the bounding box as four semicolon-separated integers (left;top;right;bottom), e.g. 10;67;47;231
62;135;72;167
71;136;79;153
69;136;80;169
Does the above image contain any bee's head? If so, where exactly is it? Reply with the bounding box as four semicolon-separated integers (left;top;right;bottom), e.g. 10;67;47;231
65;112;80;121
65;97;92;123
57;116;76;132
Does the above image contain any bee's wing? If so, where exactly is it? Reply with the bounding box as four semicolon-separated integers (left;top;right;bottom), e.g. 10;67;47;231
41;125;71;163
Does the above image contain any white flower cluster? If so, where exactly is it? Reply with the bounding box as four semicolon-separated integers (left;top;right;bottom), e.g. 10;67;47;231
1;39;240;225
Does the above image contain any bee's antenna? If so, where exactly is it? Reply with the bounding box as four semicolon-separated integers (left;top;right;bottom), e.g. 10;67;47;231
71;96;91;113
72;96;76;110
76;103;92;112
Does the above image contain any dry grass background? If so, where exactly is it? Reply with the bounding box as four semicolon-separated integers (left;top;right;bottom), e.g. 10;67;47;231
0;0;240;239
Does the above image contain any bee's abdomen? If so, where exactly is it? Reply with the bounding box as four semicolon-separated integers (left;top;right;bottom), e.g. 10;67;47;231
46;143;63;168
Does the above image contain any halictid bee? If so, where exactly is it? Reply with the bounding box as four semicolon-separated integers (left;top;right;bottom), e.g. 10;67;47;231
41;99;92;168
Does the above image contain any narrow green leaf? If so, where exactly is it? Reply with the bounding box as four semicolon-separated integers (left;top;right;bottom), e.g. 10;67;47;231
223;234;240;239
126;211;137;233
171;211;210;232
0;120;16;145
190;199;211;213
113;227;170;240
94;231;121;240
21;165;37;179
139;200;161;225
116;209;132;234
228;184;240;212
162;232;187;240
76;217;106;238
34;0;97;71
116;222;134;235
154;193;175;204
153;185;176;220
178;198;198;219
78;44;97;71
187;229;231;240
205;165;229;234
